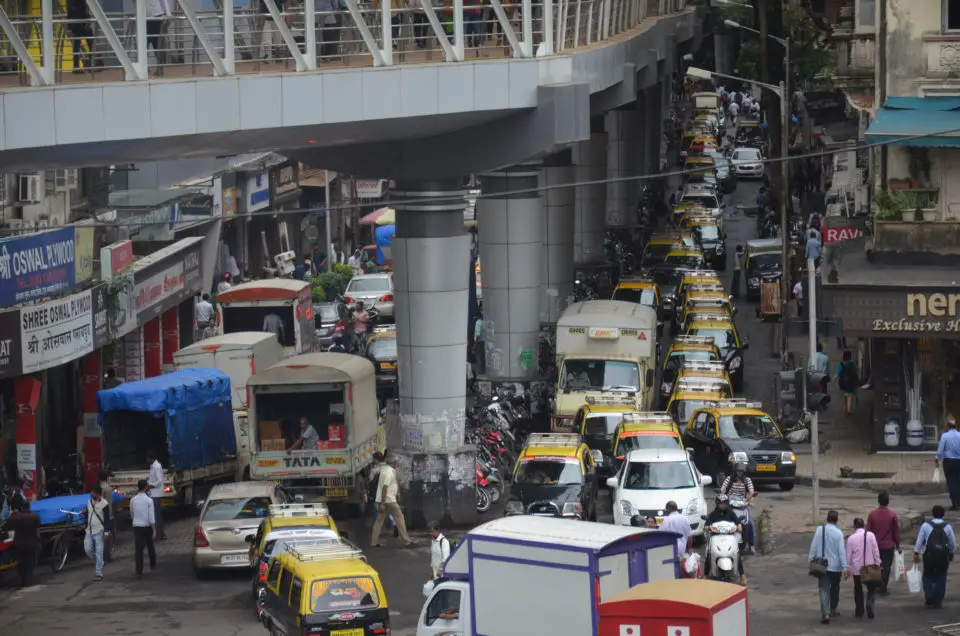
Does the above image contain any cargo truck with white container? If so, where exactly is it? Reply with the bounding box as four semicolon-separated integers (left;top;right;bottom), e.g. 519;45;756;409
173;333;283;481
552;300;659;431
416;516;680;636
246;353;384;509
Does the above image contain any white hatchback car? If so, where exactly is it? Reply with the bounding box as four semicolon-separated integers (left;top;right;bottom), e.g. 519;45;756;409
730;147;764;179
606;448;711;536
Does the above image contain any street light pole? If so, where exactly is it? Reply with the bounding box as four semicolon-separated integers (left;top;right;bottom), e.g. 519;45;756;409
780;38;791;367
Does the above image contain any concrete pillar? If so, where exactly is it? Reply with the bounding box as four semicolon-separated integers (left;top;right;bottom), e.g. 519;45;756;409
636;92;650;176
606;109;640;228
391;179;475;527
573;129;608;266
540;151;575;324
476;164;543;381
646;84;664;173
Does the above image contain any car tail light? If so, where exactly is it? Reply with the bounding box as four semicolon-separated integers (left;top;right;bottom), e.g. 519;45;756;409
379;294;394;302
194;527;209;548
258;561;268;582
333;321;345;334
343;296;355;304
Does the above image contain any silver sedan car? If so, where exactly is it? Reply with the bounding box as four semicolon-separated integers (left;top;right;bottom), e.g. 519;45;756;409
344;273;395;320
731;147;765;179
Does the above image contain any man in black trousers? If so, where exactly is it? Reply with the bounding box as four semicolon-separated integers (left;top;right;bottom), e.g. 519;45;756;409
129;479;157;578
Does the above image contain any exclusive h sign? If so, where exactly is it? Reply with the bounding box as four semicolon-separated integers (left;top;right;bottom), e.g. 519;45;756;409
824;288;960;336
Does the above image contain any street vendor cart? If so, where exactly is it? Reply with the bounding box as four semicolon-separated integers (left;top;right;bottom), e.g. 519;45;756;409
598;578;748;636
758;281;781;321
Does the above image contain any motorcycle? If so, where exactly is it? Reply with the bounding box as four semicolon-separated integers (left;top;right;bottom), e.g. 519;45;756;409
705;520;741;583
476;464;493;513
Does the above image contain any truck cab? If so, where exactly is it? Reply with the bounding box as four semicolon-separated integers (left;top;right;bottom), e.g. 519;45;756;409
553;301;658;432
215;279;317;357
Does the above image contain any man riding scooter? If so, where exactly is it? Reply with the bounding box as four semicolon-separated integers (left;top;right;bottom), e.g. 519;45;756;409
326;333;348;353
704;494;745;585
721;462;757;554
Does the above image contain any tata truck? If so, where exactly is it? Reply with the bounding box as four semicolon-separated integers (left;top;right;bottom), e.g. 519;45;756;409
416;516;679;636
97;368;238;509
174;333;283;481
246;352;384;510
215;279;317;357
552;300;659;431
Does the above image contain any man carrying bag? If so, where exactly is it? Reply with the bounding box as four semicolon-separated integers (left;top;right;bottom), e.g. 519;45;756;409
846;517;882;619
808;510;849;625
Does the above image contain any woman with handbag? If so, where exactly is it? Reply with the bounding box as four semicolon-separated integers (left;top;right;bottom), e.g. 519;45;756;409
846;517;882;619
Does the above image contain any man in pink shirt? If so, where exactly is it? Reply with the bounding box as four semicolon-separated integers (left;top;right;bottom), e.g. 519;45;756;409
846;517;881;619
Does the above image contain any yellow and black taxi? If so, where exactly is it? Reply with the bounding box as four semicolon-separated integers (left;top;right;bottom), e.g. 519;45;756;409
680;128;710;159
674;360;732;397
683;155;716;174
365;326;398;392
677;307;736;338
688;135;719;157
659;336;723;406
247;502;343;614
671;202;710;227
260;539;390;636
684;314;749;392
665;379;730;433
641;238;687;268
744;237;783;302
663;248;705;271
681;216;726;270
683;399;797;491
675;271;722;308
685;169;719;191
573;396;643;476
673;284;734;335
504;433;599;520
611;277;661;316
611;412;685;470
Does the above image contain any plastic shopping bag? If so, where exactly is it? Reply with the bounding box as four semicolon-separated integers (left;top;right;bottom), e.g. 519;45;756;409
893;550;906;583
934;468;942;484
907;564;923;594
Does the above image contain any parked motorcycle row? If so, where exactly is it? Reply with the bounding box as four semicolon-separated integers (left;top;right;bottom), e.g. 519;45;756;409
467;386;531;513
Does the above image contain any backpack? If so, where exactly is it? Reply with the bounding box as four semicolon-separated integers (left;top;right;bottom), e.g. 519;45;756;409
837;362;858;392
924;523;952;570
444;537;458;554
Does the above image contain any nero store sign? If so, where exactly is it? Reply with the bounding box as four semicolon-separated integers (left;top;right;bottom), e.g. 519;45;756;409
826;288;960;336
0;227;89;309
133;246;202;322
247;172;270;214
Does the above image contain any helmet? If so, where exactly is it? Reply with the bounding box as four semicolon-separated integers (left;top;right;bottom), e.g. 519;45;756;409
716;494;729;505
734;462;747;474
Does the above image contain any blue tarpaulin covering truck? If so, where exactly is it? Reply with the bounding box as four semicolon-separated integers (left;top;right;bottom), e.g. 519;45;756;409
97;368;238;508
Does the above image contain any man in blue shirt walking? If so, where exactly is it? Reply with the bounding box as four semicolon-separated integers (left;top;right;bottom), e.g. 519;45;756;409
935;415;960;509
914;505;957;608
809;510;849;624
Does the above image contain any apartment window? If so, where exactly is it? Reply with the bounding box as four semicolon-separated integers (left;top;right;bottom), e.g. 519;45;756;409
54;168;78;191
946;0;960;31
859;0;875;27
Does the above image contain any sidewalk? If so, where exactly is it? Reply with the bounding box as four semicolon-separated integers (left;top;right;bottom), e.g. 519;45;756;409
787;334;944;495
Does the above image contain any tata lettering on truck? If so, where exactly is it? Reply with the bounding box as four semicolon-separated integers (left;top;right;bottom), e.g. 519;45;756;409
97;368;238;509
215;279;317;358
553;300;658;431
173;332;282;481
416;516;680;636
246;352;384;508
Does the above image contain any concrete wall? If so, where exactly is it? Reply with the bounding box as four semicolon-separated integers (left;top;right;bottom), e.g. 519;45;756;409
873;220;960;254
885;0;939;97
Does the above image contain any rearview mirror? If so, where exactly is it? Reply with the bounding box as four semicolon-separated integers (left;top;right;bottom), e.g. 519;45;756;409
195;499;205;510
244;534;256;544
591;450;604;465
701;475;713;486
606;477;619;489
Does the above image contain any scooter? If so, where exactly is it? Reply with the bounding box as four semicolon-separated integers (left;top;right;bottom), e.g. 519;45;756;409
704;520;741;583
730;495;753;552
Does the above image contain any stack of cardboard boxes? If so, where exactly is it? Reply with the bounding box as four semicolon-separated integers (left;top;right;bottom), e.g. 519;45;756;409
259;420;286;451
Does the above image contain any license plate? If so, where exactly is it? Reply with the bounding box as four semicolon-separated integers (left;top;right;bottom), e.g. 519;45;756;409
221;554;248;564
332;629;364;636
756;464;776;472
381;362;396;370
326;487;349;499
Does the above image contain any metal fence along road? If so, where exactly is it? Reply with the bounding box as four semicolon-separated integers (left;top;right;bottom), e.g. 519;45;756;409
0;0;690;87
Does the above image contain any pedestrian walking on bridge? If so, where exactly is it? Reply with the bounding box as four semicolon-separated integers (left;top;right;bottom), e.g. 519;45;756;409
936;415;960;510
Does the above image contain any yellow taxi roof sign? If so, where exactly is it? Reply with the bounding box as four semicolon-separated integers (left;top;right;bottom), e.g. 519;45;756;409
672;335;716;347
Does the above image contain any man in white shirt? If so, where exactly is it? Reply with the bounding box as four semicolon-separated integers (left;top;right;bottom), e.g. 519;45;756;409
657;501;693;557
371;456;412;547
196;294;215;338
146;452;166;541
84;485;111;580
793;280;804;318
145;0;170;67
430;524;452;579
130;479;157;577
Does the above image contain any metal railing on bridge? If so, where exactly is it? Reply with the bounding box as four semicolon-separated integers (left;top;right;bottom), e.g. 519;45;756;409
0;0;690;87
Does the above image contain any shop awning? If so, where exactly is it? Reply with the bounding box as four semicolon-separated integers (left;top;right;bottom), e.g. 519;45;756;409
865;97;960;147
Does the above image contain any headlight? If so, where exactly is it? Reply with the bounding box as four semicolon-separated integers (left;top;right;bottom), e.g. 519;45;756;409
661;382;673;394
781;452;797;464
505;500;524;515
619;500;633;517
562;501;584;517
728;451;748;463
728;356;742;371
684;498;700;515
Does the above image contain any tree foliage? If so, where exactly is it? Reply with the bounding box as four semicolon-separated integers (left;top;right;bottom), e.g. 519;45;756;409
311;263;354;301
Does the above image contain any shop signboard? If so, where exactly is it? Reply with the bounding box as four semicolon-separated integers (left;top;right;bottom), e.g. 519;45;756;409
100;240;135;279
247;172;270;213
129;204;179;242
0;308;22;379
353;179;385;199
825;287;960;337
270;161;301;207
20;288;96;374
75;226;95;283
223;187;238;219
133;245;202;322
0;227;81;309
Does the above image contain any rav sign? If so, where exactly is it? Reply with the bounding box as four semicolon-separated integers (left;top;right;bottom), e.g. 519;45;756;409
823;227;864;244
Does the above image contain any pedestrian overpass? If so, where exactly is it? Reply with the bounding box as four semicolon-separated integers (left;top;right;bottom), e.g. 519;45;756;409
0;0;699;176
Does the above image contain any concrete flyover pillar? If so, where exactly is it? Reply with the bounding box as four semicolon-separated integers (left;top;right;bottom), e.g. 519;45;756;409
391;179;476;528
476;164;544;383
605;109;641;228
539;150;575;325
573;127;608;267
646;83;664;173
636;91;651;177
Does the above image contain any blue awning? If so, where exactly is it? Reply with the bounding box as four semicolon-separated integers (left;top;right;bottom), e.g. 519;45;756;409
866;97;960;147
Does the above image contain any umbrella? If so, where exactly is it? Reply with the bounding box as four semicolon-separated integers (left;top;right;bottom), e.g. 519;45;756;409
359;207;395;226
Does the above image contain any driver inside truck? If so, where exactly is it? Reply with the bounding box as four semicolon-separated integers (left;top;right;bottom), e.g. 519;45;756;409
287;416;320;453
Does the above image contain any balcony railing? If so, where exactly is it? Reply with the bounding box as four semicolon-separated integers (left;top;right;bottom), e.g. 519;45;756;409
0;0;692;87
832;30;875;83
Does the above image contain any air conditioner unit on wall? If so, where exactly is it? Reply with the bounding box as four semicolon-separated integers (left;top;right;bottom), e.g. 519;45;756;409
17;173;42;203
